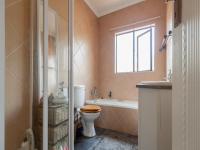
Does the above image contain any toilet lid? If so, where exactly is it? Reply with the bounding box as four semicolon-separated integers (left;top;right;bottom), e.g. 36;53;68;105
81;105;101;113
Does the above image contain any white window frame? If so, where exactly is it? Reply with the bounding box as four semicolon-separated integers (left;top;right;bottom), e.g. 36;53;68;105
115;25;155;74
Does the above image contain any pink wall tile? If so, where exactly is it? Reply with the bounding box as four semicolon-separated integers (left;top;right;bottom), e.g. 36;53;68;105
5;0;31;149
74;0;100;99
99;0;167;100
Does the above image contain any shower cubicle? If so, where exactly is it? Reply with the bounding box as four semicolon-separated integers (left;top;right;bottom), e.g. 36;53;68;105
32;0;74;149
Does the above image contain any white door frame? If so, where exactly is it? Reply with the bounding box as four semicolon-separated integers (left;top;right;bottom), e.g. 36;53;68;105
0;0;5;149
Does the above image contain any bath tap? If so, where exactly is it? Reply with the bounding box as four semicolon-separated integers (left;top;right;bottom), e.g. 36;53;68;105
108;91;112;98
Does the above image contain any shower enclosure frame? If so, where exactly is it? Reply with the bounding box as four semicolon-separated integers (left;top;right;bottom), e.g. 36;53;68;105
39;0;74;150
0;0;74;149
0;0;5;149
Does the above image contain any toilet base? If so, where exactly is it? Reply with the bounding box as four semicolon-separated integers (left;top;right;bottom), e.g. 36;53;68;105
81;119;96;137
80;111;100;137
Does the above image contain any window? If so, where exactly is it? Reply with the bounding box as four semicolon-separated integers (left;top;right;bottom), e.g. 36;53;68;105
115;26;155;73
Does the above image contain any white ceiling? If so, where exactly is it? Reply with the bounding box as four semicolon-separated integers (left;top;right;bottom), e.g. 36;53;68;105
84;0;145;17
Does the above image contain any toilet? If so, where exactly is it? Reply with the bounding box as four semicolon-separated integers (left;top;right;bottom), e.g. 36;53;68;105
74;85;101;137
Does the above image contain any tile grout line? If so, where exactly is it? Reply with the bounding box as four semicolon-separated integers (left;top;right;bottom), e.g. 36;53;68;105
6;41;25;58
6;0;23;9
6;22;30;58
6;68;24;88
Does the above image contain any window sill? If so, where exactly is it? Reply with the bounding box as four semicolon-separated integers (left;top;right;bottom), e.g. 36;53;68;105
115;70;154;75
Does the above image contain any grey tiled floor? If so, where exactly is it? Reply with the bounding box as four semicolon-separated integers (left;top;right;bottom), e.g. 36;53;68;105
75;128;138;150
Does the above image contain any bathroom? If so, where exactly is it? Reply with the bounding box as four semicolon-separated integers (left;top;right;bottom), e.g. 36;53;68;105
2;0;178;150
73;0;173;149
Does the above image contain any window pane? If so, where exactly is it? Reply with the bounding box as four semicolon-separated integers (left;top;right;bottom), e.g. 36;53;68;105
137;31;152;71
116;32;133;73
134;28;150;71
152;27;155;71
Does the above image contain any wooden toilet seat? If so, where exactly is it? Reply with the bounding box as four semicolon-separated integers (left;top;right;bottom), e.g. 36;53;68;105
80;105;101;113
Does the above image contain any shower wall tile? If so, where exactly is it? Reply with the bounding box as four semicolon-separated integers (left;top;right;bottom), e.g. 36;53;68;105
6;70;30;150
6;0;30;56
49;0;68;20
6;0;21;8
74;0;100;99
48;0;69;89
57;17;69;86
5;0;31;149
6;43;29;82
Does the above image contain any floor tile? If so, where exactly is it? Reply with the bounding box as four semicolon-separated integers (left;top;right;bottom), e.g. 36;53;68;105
75;128;138;150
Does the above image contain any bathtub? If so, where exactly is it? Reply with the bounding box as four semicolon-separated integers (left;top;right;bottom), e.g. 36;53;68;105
86;99;138;136
86;99;138;109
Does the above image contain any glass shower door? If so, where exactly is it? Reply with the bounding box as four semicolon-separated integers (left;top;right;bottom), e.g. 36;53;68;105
47;0;70;149
35;0;71;149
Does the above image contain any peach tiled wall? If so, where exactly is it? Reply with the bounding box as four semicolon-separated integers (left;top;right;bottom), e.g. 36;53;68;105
73;0;167;135
5;0;31;149
74;0;99;99
99;0;167;100
4;0;168;147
